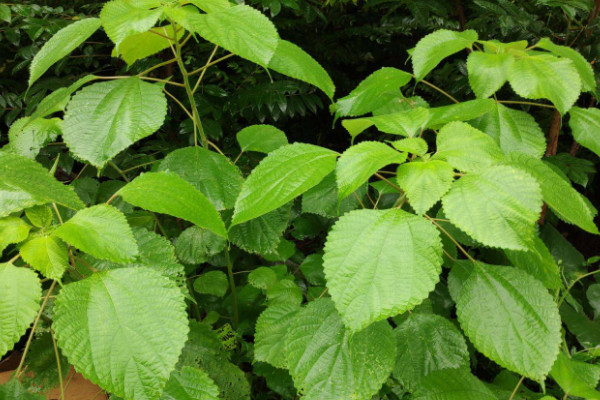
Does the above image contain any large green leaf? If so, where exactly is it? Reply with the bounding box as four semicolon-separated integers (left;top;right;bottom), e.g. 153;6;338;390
0;152;84;217
393;313;469;391
569;107;600;158
115;25;184;65
442;165;542;250
434;121;503;172
0;216;31;254
426;99;495;128
504;236;561;289
470;103;546;158
507;54;581;114
0;263;41;357
537;38;595;92
255;302;300;369
161;367;220;400
20;235;69;281
456;262;561;380
158;147;244;210
396;160;454;215
550;352;600;399
467;51;514;98
53;267;189;400
29;18;101;86
323;208;443;331
285;298;396;399
268;39;335;99
236;125;288;154
342;107;430;139
412;29;478;80
231;143;337;226
336;141;406;201
412;368;498;400
118;172;227;237
100;0;162;48
55;204;138;263
62;77;167;167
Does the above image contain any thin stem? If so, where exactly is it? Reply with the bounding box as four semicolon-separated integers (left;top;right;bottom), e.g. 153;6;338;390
224;245;239;328
374;172;403;192
509;376;525;400
497;100;555;109
51;330;65;400
52;203;64;225
94;75;185;87
105;193;119;205
137;58;177;77
233;151;243;165
409;73;459;104
207;140;226;156
557;269;600;307
192;45;219;95
425;215;477;263
187;53;235;76
16;281;57;378
163;88;194;120
353;192;366;209
109;161;130;183
121;160;158;173
8;254;20;264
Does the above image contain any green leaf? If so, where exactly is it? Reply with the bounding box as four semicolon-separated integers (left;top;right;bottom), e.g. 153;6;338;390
0;263;41;357
342;107;430;139
537;38;596;92
175;226;226;264
6;117;61;159
470;103;546;158
231;143;337;226
412;29;478;80
236;124;288;154
100;0;162;48
248;266;279;290
504;236;562;289
62;77;167;167
285;298;396;399
503;153;598;234
188;0;232;13
161;367;221;400
334;67;412;117
299;253;325;286
29;75;97;121
426;99;495;128
158;146;244;210
115;25;184;65
0;216;31;254
393;313;469;391
456;262;561;380
266;279;302;307
269;40;335;98
25;205;53;228
412;368;498;400
255;302;300;368
550;352;600;399
336;141;406;201
54;204;138;263
229;204;290;254
467;51;514;98
0;379;45;400
20;235;69;281
53;267;189;400
0;152;84;217
507;54;581;114
569;107;600;158
442;165;542;250
396;160;454;215
29;18;101;86
0;4;11;23
390;137;428;155
434;121;503;172
323;209;443;331
301;172;366;218
21;333;70;391
118;172;227;237
194;271;228;297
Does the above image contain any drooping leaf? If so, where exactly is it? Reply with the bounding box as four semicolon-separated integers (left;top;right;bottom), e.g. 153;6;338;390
231;143;337;226
161;367;221;400
115;25;184;65
285;298;396;400
236;125;288;154
467;51;514;98
53;267;189;400
0;263;41;357
301;172;366;218
456;262;561;380
504;236;562;289
336;141;406;201
100;0;162;48
342;107;430;138
442;165;542;250
569;107;600;158
158;146;244;210
118;172;227;237
29;75;97;121
62;77;167;167
194;271;229;297
390;137;429;155
323;208;443;331
229;204;290;254
537;38;596;92
54;204;138;263
426;99;495;128
550;352;600;399
412;368;498;400
20;235;69;281
175;226;226;264
255;302;301;369
396;160;455;215
0;216;31;254
29;18;101;86
412;29;478;80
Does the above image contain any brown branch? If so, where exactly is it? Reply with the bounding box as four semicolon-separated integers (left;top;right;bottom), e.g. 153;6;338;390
454;0;466;30
545;110;562;157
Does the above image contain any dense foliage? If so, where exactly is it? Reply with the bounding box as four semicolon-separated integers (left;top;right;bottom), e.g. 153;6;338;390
1;1;600;399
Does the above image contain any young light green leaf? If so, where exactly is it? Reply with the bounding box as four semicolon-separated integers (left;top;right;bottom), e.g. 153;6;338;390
194;271;228;297
0;216;31;254
505;236;561;289
6;117;61;159
20;235;69;281
118;172;227;237
229;204;290;255
0;263;41;357
285;298;396;400
390;137;428;155
426;98;495;128
336;141;406;201
231;143;337;226
412;29;478;80
537;38;595;92
470;102;546;158
412;368;498;400
342;107;430;139
323;209;443;331
0;152;84;217
456;263;561;380
434;121;503;172
268;40;335;99
467;51;514;98
396;160;454;215
175;226;226;265
158;146;244;210
569;107;600;158
54;204;138;263
100;0;162;48
550;352;600;399
442;165;543;250
255;302;300;368
53;267;189;400
236;125;288;154
507;54;581;114
62;77;167;167
161;367;221;400
115;25;184;65
29;18;101;86
393;314;469;391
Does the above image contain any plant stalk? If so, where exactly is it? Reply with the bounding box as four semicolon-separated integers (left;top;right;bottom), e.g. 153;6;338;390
224;245;239;328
